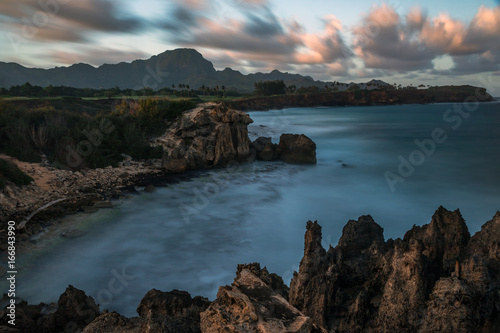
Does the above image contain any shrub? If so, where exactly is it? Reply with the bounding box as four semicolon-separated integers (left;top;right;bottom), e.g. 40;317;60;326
0;98;194;169
0;158;33;189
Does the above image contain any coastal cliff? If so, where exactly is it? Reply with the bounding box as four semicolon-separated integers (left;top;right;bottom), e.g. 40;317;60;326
154;103;317;172
228;86;495;111
3;206;499;332
0;102;316;252
154;103;253;173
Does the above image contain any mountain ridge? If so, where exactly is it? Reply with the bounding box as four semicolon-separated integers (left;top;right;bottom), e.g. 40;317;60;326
0;48;330;92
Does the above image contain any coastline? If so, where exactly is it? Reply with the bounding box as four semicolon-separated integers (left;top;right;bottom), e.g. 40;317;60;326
0;155;196;263
227;85;495;111
1;96;497;261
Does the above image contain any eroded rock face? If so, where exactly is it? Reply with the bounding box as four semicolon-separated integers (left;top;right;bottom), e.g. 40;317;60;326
289;207;500;332
156;103;253;172
200;263;325;333
0;285;100;333
2;207;499;332
82;311;140;333
136;289;210;333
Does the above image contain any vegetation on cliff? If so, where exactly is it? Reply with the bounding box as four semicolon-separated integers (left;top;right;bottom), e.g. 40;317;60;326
0;99;195;169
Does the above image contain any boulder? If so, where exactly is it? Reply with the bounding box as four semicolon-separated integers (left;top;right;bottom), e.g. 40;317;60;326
251;137;279;161
252;135;317;164
278;134;317;164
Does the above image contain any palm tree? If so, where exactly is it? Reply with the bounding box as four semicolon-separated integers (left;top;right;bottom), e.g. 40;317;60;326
221;85;226;98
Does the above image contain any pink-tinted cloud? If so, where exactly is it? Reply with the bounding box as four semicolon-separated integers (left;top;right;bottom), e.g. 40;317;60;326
163;1;351;76
353;4;500;75
294;15;350;64
353;4;437;71
49;47;149;67
0;0;144;43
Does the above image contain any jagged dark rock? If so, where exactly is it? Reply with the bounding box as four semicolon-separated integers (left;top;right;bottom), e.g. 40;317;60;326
235;263;289;300
0;285;100;333
136;289;210;333
82;311;140;333
1;207;499;332
200;263;326;333
250;137;280;161
289;207;500;332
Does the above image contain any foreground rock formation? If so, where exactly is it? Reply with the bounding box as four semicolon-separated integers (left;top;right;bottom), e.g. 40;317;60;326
290;207;500;332
200;263;325;333
2;206;499;332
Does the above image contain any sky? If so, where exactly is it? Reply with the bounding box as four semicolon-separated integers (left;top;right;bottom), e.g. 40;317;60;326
1;0;500;88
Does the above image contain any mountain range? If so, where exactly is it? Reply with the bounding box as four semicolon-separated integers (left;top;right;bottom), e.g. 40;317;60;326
0;48;344;93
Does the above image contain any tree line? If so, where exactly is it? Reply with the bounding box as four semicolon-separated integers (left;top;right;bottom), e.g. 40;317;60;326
0;82;243;99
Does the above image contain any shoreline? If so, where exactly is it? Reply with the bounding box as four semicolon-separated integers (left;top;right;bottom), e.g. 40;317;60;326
227;85;495;111
0;156;198;264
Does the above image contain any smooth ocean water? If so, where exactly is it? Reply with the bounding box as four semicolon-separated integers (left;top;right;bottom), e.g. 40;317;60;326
11;102;500;317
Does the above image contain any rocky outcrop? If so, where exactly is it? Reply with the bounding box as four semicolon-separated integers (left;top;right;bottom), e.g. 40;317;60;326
155;103;253;172
136;289;209;333
0;285;100;333
200;263;325;333
251;134;317;164
82;311;140;333
289;206;500;332
2;207;499;332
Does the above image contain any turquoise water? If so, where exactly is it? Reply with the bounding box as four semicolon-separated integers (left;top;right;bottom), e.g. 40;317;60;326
13;102;500;317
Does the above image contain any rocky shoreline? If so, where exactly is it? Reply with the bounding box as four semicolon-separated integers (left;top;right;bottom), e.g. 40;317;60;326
0;102;316;264
0;157;187;244
1;206;499;332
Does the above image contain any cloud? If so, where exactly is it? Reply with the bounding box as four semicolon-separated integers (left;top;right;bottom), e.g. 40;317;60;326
353;4;438;72
0;0;145;42
48;47;149;66
160;0;351;76
353;4;500;75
